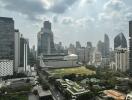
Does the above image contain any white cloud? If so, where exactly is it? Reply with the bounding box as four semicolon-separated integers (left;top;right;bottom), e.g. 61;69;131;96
75;17;95;27
104;0;125;12
99;0;126;21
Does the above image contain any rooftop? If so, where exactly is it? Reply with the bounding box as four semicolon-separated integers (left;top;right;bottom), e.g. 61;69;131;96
103;90;126;100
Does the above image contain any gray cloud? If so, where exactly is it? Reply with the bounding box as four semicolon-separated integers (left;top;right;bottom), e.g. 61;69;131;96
61;17;74;25
0;0;77;21
49;0;77;13
104;0;125;12
99;0;126;21
1;0;46;21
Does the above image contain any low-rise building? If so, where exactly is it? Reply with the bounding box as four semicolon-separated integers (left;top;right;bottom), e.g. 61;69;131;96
56;79;89;99
102;90;126;100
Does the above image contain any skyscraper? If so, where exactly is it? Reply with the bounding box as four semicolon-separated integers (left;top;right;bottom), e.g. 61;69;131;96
0;17;14;59
114;33;127;49
129;21;132;72
104;34;110;57
37;21;55;56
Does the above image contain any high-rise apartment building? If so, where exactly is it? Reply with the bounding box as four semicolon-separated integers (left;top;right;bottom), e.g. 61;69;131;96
37;21;55;56
0;17;14;59
115;48;129;72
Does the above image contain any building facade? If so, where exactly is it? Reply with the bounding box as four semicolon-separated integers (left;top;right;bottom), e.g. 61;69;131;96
0;60;13;77
0;17;14;59
19;36;28;72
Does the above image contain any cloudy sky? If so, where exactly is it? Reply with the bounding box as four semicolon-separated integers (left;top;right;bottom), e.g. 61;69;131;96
0;0;132;48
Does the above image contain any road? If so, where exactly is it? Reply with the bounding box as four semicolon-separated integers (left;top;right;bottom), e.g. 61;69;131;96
39;72;65;100
28;93;39;100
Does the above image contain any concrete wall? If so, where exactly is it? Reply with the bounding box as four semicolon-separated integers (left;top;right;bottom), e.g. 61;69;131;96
44;60;79;68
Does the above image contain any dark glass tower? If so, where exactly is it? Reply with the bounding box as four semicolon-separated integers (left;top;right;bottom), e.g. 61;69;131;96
129;21;132;72
114;33;127;49
0;17;14;59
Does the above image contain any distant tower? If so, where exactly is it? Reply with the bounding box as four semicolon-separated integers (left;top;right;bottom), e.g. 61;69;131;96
76;41;81;49
114;33;127;49
97;40;104;57
37;21;55;56
129;21;132;72
104;34;110;57
87;42;92;49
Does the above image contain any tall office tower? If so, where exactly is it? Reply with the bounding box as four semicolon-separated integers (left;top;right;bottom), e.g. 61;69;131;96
14;29;20;72
114;33;127;49
76;41;81;49
87;42;92;49
0;17;14;59
37;21;55;56
104;34;110;57
19;35;28;72
97;40;105;57
129;21;132;72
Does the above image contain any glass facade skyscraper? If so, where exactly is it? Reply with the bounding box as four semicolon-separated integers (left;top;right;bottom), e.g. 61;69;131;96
0;17;14;59
114;33;127;49
129;21;132;72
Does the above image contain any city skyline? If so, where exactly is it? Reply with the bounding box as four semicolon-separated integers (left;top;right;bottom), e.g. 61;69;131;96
0;0;132;48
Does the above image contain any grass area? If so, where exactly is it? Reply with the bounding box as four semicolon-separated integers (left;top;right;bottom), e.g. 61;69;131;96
0;94;28;100
48;66;95;77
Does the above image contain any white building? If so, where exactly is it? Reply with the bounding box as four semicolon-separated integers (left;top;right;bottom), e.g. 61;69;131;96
64;54;78;61
0;60;13;77
115;48;129;72
92;50;102;67
14;30;20;72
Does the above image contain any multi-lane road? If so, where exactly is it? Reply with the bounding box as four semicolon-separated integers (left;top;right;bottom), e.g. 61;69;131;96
39;71;65;100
